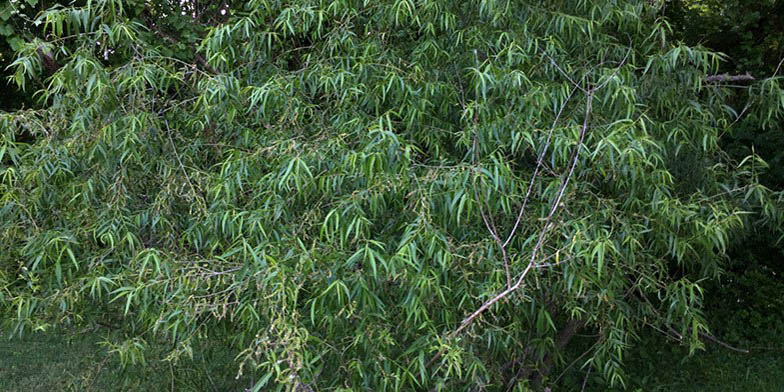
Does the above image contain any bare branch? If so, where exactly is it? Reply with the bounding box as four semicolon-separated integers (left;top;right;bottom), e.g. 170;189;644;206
430;51;630;369
699;331;749;354
164;119;207;214
471;115;512;288
704;73;755;83
594;44;633;91
503;86;577;248
430;91;595;368
773;57;784;77
543;52;588;94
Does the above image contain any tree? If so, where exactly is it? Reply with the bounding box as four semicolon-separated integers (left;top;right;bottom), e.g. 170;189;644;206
664;0;784;190
662;0;784;360
665;0;783;76
1;0;782;390
0;0;50;110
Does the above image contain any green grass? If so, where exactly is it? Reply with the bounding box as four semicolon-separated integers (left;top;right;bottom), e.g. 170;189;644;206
2;327;782;391
0;330;111;392
617;340;784;391
0;327;256;392
550;334;784;392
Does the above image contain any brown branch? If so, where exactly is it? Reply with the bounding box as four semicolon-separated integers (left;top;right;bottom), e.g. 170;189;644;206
193;53;218;75
36;48;62;75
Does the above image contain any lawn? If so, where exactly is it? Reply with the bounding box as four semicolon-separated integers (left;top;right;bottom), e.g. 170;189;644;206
0;327;254;392
2;326;782;391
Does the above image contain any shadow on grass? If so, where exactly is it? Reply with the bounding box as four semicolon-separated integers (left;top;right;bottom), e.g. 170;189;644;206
0;328;256;392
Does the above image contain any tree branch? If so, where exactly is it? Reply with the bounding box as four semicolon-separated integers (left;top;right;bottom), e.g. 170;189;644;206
471;112;511;288
428;90;595;368
704;73;755;83
699;331;749;354
428;49;631;371
503;86;577;248
36;48;61;75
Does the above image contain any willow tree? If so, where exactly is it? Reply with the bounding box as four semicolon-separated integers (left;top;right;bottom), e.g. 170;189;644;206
1;0;782;390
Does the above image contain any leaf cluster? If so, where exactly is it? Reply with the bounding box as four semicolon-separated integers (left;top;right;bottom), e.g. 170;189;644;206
1;1;783;390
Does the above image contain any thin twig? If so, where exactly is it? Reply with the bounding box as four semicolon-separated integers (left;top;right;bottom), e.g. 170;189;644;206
699;332;749;354
543;52;588;94
594;44;633;91
503;86;577;248
429;49;631;368
725;101;752;131
773;57;784;77
580;366;591;391
429;90;595;367
164;119;206;214
471;113;511;288
552;341;599;385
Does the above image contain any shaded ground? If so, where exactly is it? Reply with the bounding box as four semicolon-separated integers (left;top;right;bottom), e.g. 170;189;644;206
0;328;254;392
3;328;783;391
612;339;784;391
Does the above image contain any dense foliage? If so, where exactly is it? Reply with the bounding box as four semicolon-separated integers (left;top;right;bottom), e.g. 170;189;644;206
664;0;784;191
1;0;782;390
664;2;784;353
0;0;41;109
665;0;783;76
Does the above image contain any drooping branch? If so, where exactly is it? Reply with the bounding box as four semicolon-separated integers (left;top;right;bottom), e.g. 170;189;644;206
699;331;749;354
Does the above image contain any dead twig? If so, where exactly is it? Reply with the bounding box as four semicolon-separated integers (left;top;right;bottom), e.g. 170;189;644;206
704;73;755;83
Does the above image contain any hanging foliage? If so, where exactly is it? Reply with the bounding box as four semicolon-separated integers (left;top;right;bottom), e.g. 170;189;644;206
1;0;782;390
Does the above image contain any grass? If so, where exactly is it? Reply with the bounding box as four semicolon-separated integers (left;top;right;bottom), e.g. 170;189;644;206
0;327;256;392
545;332;784;392
617;338;784;391
4;327;782;391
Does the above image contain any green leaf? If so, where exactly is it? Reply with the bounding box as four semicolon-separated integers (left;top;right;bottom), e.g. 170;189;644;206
0;6;12;21
0;23;13;36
